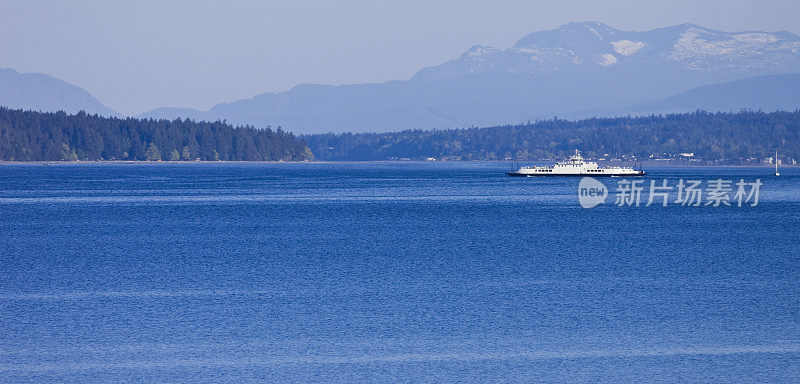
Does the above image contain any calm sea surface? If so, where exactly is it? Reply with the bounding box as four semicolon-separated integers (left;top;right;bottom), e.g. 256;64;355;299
1;162;799;382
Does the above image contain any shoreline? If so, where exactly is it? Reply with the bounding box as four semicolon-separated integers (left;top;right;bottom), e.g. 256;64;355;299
0;160;796;168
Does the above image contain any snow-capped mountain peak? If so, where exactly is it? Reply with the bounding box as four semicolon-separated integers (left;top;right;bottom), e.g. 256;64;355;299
669;27;800;71
413;22;800;81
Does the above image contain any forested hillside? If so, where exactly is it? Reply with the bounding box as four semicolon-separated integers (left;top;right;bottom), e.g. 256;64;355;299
304;110;800;162
0;108;312;161
4;108;798;163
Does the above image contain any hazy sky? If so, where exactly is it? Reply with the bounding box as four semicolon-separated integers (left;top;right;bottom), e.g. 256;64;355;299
2;0;799;115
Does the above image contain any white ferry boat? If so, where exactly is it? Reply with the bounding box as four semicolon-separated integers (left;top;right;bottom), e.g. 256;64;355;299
507;150;645;177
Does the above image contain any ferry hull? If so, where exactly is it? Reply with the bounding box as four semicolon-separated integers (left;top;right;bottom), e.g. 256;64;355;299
507;171;646;177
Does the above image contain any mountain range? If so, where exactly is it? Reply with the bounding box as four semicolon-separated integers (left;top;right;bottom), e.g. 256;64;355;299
3;22;800;133
0;68;117;117
138;22;800;133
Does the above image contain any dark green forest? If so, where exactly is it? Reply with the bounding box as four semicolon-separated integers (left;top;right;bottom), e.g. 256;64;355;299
304;110;800;162
3;108;798;163
0;108;312;161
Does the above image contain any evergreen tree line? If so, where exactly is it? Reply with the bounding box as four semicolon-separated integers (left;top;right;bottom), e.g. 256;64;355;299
0;108;313;161
304;110;800;162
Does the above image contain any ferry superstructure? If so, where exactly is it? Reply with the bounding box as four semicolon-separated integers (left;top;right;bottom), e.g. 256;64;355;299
507;150;645;177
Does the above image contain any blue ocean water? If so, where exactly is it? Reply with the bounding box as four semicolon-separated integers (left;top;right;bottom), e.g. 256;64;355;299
1;162;799;382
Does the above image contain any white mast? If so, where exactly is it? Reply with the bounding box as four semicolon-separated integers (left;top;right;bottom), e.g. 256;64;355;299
775;150;780;176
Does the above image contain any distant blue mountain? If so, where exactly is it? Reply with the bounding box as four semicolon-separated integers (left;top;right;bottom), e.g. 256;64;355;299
0;68;117;117
637;73;800;113
137;22;800;133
